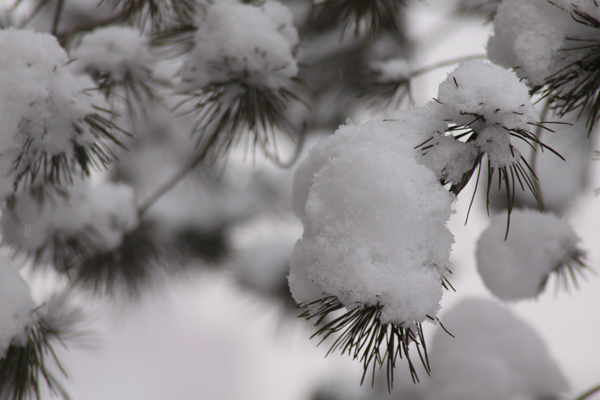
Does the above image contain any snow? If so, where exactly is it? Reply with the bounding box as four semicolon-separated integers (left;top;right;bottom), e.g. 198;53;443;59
428;298;569;400
0;255;36;356
289;116;454;324
437;60;538;130
0;28;105;197
70;26;151;83
370;58;412;82
487;0;600;87
476;209;583;301
418;133;479;186
1;180;138;255
178;0;299;92
434;60;540;167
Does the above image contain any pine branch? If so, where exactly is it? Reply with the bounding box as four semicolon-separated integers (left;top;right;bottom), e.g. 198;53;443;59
297;296;432;392
416;114;564;235
574;383;600;400
7;108;129;203
102;0;198;31
307;0;407;41
0;317;76;400
151;23;198;58
360;55;487;110
541;3;600;133
70;221;165;297
544;250;595;296
50;0;65;36
174;83;304;163
88;68;169;123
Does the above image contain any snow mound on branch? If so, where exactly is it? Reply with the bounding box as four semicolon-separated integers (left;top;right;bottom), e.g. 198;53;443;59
428;298;569;400
178;0;299;91
0;256;36;356
2;181;138;254
0;28;103;197
289;116;454;324
487;0;568;86
487;0;600;87
437;60;538;130
418;133;479;186
436;60;539;168
476;209;582;300
70;26;151;83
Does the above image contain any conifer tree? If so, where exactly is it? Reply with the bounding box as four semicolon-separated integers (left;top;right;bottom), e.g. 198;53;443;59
0;0;599;399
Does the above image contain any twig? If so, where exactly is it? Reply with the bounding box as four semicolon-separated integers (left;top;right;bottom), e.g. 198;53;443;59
267;122;307;169
137;151;206;217
574;383;600;400
51;0;65;36
138;122;306;216
411;54;488;78
530;97;552;210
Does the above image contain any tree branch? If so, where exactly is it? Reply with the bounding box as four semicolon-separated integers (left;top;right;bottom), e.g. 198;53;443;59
574;383;600;400
51;0;65;36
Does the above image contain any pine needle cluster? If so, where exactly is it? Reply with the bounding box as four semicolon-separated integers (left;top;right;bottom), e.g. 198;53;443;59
308;0;406;40
298;296;432;391
175;83;302;162
542;3;600;132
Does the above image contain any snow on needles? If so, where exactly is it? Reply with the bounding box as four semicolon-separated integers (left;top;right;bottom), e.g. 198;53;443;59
289;60;550;325
2;181;138;256
488;0;600;87
0;256;36;357
436;60;539;168
289;117;454;325
178;0;299;92
476;209;585;301
0;28;107;197
428;299;569;400
70;26;151;84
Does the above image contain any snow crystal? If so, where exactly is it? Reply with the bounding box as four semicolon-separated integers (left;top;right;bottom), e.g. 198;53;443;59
289;116;454;324
428;298;569;400
70;26;151;83
0;28;105;197
178;0;299;92
2;180;139;254
0;256;36;356
476;209;582;300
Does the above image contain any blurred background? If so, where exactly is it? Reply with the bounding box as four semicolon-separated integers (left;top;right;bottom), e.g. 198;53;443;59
0;0;598;398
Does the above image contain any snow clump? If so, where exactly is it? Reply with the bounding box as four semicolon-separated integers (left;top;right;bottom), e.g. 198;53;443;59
70;26;152;85
289;115;454;325
2;180;139;257
476;209;585;300
487;0;569;86
436;60;539;168
488;0;600;87
178;0;299;92
0;256;37;357
0;28;111;198
428;298;569;400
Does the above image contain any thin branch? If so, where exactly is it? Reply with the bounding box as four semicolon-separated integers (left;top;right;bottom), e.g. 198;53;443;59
51;0;65;36
574;383;600;400
137;151;206;217
530;97;552;210
411;54;488;78
267;122;307;169
138;121;306;217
